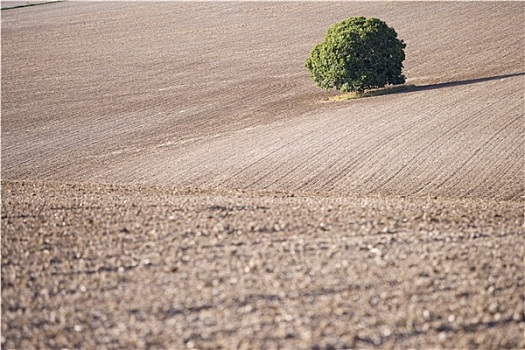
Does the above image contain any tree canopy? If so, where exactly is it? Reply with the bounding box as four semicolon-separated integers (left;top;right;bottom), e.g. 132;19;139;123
305;17;406;93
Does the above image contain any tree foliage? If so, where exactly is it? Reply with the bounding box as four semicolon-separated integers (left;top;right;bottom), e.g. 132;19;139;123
305;17;406;93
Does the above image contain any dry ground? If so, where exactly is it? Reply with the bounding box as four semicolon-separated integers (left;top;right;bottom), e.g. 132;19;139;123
2;181;524;349
1;2;524;349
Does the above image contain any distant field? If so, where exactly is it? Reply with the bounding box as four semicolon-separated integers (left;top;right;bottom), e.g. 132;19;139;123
2;1;523;199
2;2;524;349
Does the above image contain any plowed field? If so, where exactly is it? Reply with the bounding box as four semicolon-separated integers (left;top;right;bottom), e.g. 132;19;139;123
2;2;524;349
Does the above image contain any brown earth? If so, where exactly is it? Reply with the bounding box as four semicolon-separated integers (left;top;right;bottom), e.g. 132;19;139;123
1;2;524;349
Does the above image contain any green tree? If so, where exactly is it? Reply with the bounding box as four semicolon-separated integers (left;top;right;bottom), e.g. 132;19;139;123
305;17;406;93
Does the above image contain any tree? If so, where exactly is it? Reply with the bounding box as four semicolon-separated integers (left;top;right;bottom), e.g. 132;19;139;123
305;17;406;93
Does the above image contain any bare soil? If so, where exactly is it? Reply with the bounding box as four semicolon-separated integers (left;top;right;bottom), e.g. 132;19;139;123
2;2;524;349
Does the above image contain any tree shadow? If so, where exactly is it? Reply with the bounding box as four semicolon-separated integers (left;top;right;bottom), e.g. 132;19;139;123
405;72;524;93
327;72;524;102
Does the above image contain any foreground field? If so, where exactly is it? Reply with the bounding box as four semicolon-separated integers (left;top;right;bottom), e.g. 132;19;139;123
2;2;524;349
2;181;524;349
